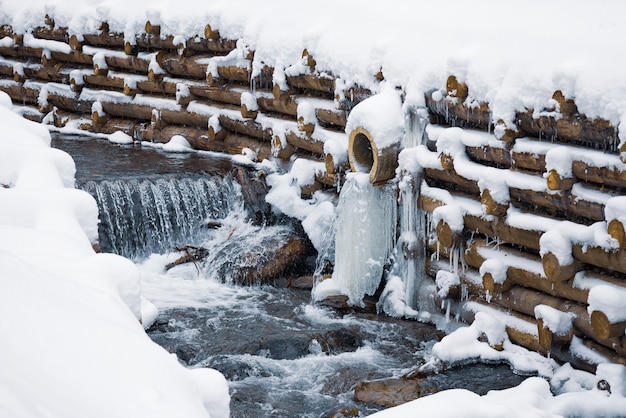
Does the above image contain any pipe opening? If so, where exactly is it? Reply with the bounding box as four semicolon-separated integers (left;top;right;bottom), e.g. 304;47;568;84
351;132;375;173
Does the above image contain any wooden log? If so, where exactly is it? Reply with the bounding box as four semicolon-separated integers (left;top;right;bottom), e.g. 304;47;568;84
204;24;221;40
271;135;296;160
20;63;68;83
511;149;547;172
222;133;272;161
425;92;491;130
541;251;584;282
590;310;626;340
100;100;154;121
435;219;455;249
240;102;258;119
208;64;250;85
545;169;574;191
536;317;574;352
83;73;125;91
286;73;335;96
466;145;512;168
284;129;325;155
424;167;481;195
76;31;126;49
0;45;43;60
316;108;347;129
218;114;273;141
446;75;468;101
33;26;68;43
104;54;150;73
496;286;626;357
185;36;238;55
572;160;626;189
508;187;602;224
160;54;209;79
572;244;626;275
135;79;178;96
480;188;509;216
256;95;298;117
608;219;626;249
335;86;372;111
464;213;543;251
48;49;93;66
92;118;143;136
517;109;618;152
158;108;211;129
188;84;242;107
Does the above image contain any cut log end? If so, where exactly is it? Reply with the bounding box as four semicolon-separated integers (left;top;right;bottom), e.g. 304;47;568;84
302;48;316;68
69;34;82;51
439;153;454;170
608;218;626;249
271;135;295;160
446;75;468;101
204;24;220;40
552;90;578;116
480;189;509;216
482;272;495;293
590;310;626;340
537;318;553;351
241;103;258;120
541;252;561;282
93;64;108;77
436;220;454;249
124;42;135;56
546;169;574;191
297;117;315;136
208;125;227;142
145;21;161;36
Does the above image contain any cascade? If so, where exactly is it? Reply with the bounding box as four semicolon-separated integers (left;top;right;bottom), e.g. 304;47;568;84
81;173;243;259
327;172;397;306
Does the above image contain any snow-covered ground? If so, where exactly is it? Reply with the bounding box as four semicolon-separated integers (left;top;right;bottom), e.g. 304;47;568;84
0;94;229;418
2;0;626;416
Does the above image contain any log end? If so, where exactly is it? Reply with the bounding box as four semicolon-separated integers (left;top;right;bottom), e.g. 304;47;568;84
204;24;220;40
93;64;108;77
208;125;227;142
145;21;161;36
480;189;509;216
240;103;258;120
69;34;83;51
608;218;626;249
541;252;561;282
446;75;468;101
482;272;495;293
297;118;315;136
302;48;316;68
436;220;454;249
271;135;295;160
536;318;553;351
590;310;625;340
552;90;578;116
546;169;574;191
123;42;136;56
439;152;454;170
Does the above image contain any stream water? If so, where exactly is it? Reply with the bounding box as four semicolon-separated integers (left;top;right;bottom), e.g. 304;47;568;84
52;134;527;417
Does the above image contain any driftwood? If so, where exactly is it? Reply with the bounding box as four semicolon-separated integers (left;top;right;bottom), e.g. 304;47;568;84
165;245;209;271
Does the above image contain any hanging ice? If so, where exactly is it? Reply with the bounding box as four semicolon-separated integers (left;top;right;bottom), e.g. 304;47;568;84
315;172;397;307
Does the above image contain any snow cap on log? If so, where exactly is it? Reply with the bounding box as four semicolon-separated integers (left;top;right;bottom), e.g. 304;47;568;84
346;88;404;185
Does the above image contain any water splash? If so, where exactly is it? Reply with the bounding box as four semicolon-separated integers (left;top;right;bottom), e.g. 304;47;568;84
81;173;242;259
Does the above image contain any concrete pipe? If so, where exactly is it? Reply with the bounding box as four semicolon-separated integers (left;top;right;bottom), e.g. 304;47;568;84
348;127;402;185
345;89;404;185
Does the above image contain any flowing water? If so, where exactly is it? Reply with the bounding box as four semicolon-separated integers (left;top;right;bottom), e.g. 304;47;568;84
53;134;528;417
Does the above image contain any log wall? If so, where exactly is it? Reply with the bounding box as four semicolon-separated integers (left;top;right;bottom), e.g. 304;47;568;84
2;20;625;372
425;77;626;372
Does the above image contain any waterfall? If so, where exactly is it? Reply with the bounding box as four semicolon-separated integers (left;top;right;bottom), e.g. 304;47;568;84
81;173;243;259
320;172;397;306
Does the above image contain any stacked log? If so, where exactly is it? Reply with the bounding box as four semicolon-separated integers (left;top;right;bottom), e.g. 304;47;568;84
424;79;626;370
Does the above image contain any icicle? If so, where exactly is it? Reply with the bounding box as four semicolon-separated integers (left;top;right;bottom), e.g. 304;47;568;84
331;173;397;306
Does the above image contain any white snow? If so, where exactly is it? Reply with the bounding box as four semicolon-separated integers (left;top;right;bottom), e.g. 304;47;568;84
0;90;229;418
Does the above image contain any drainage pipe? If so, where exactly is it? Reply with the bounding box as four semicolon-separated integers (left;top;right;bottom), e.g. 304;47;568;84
346;89;404;185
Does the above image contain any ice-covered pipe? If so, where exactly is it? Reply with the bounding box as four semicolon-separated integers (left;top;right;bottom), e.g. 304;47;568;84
346;88;404;185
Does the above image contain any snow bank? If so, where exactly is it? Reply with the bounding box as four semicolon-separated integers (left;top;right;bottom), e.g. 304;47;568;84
0;91;229;418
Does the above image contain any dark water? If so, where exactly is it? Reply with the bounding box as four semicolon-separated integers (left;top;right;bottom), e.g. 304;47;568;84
53;134;528;417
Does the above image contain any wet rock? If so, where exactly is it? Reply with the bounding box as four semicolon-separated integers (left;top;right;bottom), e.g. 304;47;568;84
174;343;199;365
318;295;378;313
354;377;428;407
316;328;363;354
258;335;312;360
